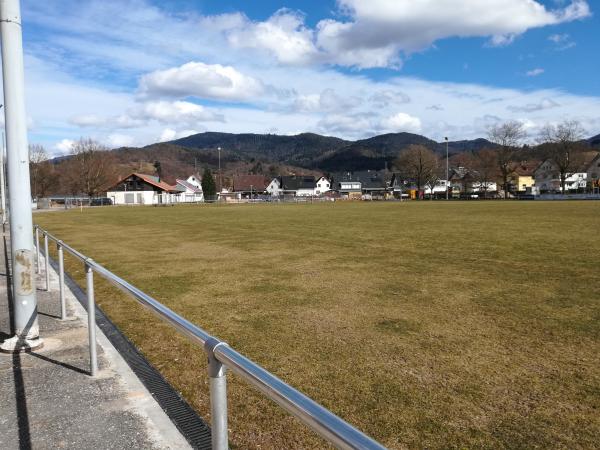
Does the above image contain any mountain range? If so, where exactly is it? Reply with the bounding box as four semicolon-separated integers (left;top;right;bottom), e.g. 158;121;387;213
93;130;600;182
165;131;494;173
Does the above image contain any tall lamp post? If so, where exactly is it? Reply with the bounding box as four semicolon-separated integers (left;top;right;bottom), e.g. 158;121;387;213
217;146;221;201
445;137;449;200
1;0;42;352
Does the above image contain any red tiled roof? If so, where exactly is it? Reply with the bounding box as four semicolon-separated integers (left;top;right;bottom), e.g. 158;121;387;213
232;175;268;192
107;172;176;192
513;161;541;176
133;173;176;191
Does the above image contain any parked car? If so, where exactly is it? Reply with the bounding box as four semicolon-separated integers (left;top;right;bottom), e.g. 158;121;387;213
90;197;113;206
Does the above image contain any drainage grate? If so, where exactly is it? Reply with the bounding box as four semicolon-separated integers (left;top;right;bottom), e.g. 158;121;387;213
51;257;212;450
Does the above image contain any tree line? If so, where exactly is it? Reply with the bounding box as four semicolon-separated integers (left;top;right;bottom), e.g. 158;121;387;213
29;138;118;198
393;119;588;198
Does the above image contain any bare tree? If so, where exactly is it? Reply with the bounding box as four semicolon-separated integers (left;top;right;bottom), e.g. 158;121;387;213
29;144;56;198
539;120;586;194
60;138;117;197
424;160;444;200
471;148;500;199
394;145;440;199
488;121;526;198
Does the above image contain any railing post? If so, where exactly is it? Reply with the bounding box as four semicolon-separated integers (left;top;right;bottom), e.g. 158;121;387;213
43;231;49;291
35;225;40;274
85;259;98;376
57;241;66;320
204;338;229;450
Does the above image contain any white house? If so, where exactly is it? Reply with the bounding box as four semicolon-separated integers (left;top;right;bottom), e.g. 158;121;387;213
266;178;283;197
106;173;177;205
534;159;588;193
424;180;450;195
585;153;600;187
314;176;331;195
174;175;203;203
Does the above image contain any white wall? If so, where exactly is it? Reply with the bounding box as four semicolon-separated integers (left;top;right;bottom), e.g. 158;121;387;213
266;179;282;196
315;177;331;195
296;188;316;196
108;190;157;205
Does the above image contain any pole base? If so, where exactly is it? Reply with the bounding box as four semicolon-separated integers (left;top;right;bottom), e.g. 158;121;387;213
0;335;44;353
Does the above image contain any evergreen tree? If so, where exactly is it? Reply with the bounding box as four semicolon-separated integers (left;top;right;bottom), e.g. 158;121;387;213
201;168;217;198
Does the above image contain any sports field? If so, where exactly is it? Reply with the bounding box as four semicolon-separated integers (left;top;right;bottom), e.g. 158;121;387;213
35;201;600;449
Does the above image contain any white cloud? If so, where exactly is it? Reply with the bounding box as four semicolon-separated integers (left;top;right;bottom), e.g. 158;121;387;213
138;62;265;101
380;112;422;133
107;134;135;148
158;128;200;143
228;10;318;65
291;88;362;113
508;98;560;112
134;101;223;124
549;33;570;43
54;139;75;154
548;33;577;50
313;0;591;67
526;68;545;77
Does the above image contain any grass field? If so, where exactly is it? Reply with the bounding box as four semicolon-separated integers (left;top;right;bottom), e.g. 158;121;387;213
35;201;600;449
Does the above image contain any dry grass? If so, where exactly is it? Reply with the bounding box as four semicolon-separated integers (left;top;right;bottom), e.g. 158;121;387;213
35;201;600;449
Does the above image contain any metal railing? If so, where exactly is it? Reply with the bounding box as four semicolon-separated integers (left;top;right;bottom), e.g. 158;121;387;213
34;225;387;450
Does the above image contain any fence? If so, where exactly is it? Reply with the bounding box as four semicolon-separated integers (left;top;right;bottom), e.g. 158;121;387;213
34;225;386;450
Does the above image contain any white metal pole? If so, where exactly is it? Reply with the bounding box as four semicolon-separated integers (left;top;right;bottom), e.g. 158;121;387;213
0;0;42;351
1;130;6;224
445;137;449;201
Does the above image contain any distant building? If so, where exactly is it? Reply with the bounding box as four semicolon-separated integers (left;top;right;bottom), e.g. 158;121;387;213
233;175;269;198
266;178;283;197
315;176;331;195
585;152;600;188
106;173;177;205
449;167;497;197
331;171;389;199
534;154;597;193
510;161;539;192
280;175;317;197
174;174;203;202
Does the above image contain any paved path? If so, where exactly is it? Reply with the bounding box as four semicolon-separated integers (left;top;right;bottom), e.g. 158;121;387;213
0;231;192;450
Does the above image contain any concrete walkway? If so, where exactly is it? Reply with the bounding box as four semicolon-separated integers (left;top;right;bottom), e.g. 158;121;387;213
0;231;192;450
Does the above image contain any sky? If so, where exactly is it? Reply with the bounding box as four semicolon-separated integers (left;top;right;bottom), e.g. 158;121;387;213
3;0;600;154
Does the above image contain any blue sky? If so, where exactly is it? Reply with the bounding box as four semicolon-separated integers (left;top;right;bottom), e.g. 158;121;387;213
3;0;599;153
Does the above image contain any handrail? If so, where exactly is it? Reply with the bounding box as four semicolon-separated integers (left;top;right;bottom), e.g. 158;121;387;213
35;225;387;450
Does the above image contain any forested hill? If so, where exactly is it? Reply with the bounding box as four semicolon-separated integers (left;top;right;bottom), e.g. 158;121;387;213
69;130;599;180
168;131;494;172
170;132;350;168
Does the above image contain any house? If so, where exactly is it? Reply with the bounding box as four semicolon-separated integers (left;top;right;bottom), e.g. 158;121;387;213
534;156;593;193
510;161;539;192
314;176;331;195
106;173;177;205
266;178;283;197
585;152;600;188
173;174;203;203
233;175;269;198
333;172;362;199
280;175;317;197
330;171;389;199
389;173;408;198
449;167;497;197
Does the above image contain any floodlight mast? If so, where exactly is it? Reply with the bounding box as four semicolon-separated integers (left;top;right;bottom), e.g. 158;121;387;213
0;0;42;351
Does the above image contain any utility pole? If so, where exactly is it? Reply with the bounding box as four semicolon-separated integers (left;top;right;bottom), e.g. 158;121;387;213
445;136;449;200
0;0;42;352
217;146;222;200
